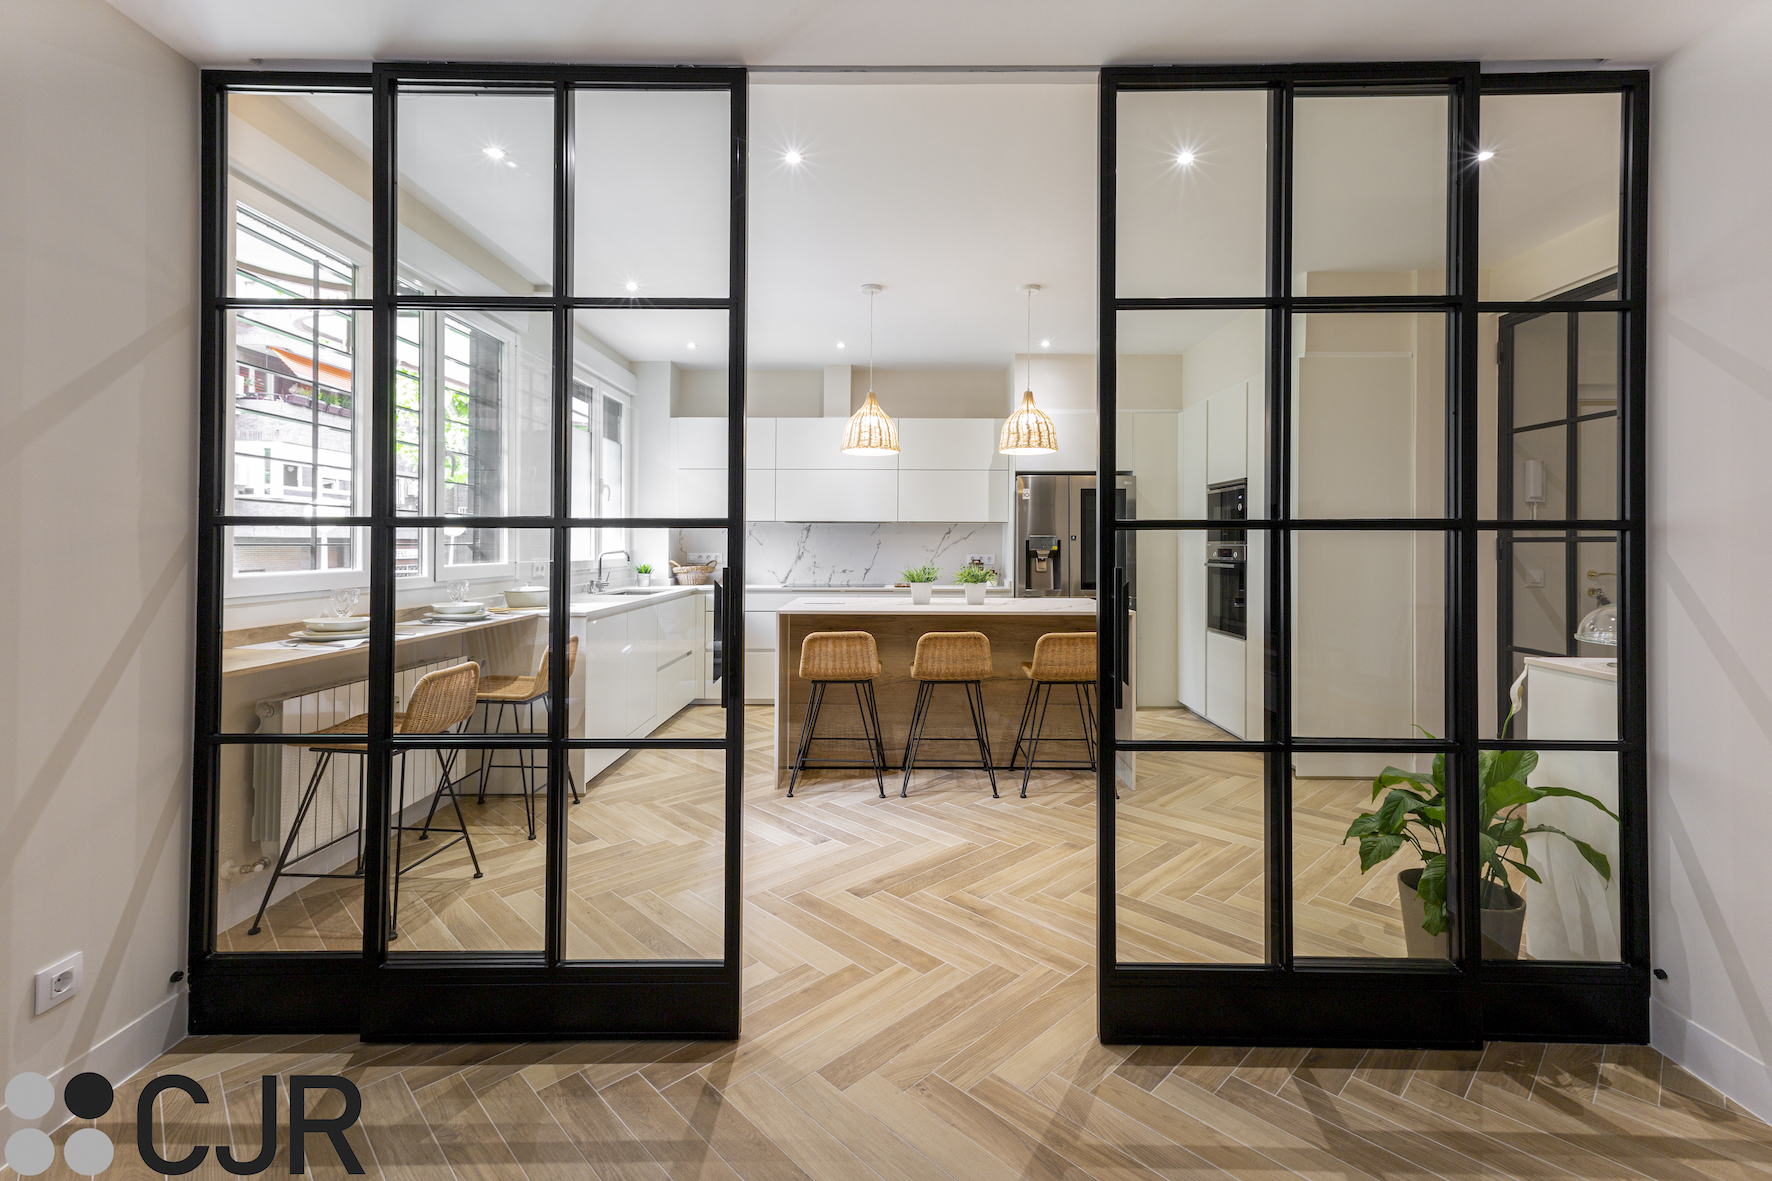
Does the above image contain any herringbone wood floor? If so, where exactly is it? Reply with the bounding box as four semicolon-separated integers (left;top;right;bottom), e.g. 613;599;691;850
140;705;1768;1181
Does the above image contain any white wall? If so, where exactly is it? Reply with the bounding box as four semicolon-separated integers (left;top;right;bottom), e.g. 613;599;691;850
0;0;197;1128
1648;0;1772;1122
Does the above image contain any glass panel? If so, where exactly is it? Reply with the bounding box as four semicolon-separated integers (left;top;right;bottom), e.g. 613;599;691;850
214;742;366;952
1480;530;1620;741
385;743;549;952
1489;750;1622;962
1117;750;1267;964
1292;752;1452;960
227;91;371;299
573;310;729;519
1133;530;1266;741
1512;312;1567;426
1478;92;1622;297
574;89;730;299
397;89;554;298
571;528;727;742
1292;531;1445;740
1293;90;1449;296
566;744;725;961
1115;310;1268;521
1114;89;1269;299
392;307;554;521
1292;312;1446;518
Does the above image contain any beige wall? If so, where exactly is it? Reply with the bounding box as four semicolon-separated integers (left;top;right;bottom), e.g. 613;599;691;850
852;367;1008;417
1;0;197;1119
679;367;822;417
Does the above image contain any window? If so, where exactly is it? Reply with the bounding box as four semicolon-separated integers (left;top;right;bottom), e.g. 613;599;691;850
570;377;631;559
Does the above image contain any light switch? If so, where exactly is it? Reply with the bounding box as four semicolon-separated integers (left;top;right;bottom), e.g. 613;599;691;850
1523;568;1544;588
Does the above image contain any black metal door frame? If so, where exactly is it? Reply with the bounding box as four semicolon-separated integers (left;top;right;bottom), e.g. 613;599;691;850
190;63;748;1039
1098;64;1650;1045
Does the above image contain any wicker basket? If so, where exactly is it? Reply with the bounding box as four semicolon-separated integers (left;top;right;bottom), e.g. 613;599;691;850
671;559;717;586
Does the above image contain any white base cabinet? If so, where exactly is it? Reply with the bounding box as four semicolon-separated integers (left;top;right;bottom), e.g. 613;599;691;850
572;589;710;781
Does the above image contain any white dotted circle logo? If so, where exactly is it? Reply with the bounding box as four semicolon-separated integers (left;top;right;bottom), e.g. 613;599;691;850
4;1073;116;1177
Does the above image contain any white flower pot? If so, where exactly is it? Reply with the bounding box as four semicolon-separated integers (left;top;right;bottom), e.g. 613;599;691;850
637;573;651;586
910;583;933;605
964;584;987;605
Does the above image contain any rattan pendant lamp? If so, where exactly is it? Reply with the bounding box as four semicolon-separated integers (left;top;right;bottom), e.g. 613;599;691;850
1000;283;1058;455
842;283;899;455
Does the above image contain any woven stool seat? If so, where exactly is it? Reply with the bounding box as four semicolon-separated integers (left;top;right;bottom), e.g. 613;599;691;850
292;661;483;751
1020;632;1096;684
910;631;993;682
473;637;582;839
477;636;578;703
798;631;882;682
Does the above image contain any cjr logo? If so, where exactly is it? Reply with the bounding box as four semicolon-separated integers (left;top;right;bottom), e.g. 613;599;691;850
5;1070;364;1176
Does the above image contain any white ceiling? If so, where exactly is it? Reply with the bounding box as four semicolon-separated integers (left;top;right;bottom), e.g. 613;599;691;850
109;0;1745;70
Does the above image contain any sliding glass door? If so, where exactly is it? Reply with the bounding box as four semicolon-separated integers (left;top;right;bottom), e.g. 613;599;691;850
1098;64;1649;1044
191;64;748;1037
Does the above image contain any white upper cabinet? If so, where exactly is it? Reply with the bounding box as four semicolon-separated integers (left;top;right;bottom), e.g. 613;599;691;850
775;418;900;471
1206;382;1248;485
1007;408;1098;472
746;469;776;522
896;418;1005;471
898;470;1006;522
775;469;897;522
746;418;775;469
673;417;728;470
676;468;726;517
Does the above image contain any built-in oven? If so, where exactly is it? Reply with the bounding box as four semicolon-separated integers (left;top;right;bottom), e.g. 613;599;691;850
1206;479;1247;639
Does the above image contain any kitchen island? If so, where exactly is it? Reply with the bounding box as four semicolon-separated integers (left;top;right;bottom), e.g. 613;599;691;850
773;595;1134;789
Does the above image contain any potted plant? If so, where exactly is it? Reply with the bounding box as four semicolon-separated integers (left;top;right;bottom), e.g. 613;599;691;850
634;563;653;587
901;562;939;605
1341;699;1618;959
954;561;996;605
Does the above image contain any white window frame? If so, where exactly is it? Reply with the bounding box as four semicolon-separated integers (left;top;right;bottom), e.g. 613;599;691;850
569;369;635;565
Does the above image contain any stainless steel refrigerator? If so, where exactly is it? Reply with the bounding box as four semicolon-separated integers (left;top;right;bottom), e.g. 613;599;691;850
1013;472;1136;599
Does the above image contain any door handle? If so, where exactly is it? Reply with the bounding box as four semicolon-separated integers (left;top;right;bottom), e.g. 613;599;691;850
1114;566;1129;710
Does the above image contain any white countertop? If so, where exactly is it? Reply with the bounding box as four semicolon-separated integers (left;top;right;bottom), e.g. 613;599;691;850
1525;655;1618;682
567;585;711;620
777;595;1096;616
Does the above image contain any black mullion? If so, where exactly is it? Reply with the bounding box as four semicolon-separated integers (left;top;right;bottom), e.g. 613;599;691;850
1269;77;1293;971
1479;300;1629;314
395;295;734;311
220;300;376;311
362;65;398;964
724;73;749;997
1096;70;1120;978
1451;63;1482;972
546;78;573;968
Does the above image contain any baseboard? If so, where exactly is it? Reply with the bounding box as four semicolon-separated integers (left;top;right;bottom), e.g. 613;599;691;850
1652;996;1772;1123
0;990;187;1135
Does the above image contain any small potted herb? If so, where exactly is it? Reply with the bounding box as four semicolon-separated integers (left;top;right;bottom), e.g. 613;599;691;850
953;561;996;605
634;563;653;587
900;562;939;605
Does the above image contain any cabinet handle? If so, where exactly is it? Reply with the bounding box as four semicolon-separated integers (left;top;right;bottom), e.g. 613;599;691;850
1114;566;1129;710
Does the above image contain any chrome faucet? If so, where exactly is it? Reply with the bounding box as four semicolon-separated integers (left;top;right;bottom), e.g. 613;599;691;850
590;550;630;593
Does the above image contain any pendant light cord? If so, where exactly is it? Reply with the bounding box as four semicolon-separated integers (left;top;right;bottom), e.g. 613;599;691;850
1025;288;1033;393
868;288;876;393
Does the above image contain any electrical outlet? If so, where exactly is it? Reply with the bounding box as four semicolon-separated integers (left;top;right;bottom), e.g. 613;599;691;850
34;952;81;1015
687;552;723;566
966;554;996;567
1523;568;1545;588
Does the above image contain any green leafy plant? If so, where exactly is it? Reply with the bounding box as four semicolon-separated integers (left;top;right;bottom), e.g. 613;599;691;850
1342;709;1619;935
634;563;653;574
952;563;996;585
900;562;939;584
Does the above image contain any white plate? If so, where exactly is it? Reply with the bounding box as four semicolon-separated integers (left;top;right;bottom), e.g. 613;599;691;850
302;617;370;633
424;611;491;622
430;601;484;614
287;630;370;642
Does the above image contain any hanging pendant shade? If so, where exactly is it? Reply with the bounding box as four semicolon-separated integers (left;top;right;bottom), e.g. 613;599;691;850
843;283;899;456
1001;283;1058;455
1000;389;1059;454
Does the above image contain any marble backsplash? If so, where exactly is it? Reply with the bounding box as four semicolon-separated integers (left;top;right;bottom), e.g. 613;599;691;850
744;522;1011;586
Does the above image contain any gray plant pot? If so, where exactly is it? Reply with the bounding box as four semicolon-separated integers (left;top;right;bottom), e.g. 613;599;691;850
1397;868;1526;960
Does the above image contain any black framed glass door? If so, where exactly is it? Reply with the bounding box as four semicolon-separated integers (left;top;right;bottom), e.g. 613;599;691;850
1098;64;1648;1045
190;63;748;1038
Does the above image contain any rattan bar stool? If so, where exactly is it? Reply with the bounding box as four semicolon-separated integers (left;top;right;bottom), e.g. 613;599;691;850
474;635;580;840
789;631;887;798
901;631;998;798
247;661;485;941
1008;632;1099;799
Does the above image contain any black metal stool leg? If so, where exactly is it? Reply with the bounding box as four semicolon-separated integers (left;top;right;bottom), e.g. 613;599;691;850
247;749;333;936
964;681;998;798
854;681;885;799
391;751;407;940
788;680;826;797
440;748;484;879
1009;680;1039;772
1022;682;1056;799
522;700;537;840
900;682;933;798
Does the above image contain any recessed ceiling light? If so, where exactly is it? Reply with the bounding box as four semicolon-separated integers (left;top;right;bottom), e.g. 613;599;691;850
686;342;696;350
1475;149;1496;162
1040;340;1051;348
624;280;638;293
483;146;507;161
1175;148;1197;166
784;149;804;166
836;341;845;349
506;160;517;168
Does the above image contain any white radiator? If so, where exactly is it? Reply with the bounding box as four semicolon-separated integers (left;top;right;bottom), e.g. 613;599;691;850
251;659;460;857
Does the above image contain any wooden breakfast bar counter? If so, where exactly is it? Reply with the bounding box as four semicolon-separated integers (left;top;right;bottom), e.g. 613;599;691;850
773;595;1134;789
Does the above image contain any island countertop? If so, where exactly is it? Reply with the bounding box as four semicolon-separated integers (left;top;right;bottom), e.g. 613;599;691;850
776;595;1097;616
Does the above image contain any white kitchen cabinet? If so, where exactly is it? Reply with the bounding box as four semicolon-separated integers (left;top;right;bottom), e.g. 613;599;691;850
775;469;897;523
577;612;627;740
673;417;728;469
655;592;697;670
677;467;727;517
775;418;901;471
743;609;777;651
1179;401;1208;714
896;418;1005;471
700;594;718;702
744;649;778;706
623;605;658;737
747;469;776;522
1206;382;1248;485
897;470;1004;523
655;649;698;725
746;417;776;469
1205;630;1246;738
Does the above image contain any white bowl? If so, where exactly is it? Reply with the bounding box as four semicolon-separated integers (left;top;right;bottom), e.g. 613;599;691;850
502;586;550;607
303;616;369;632
431;601;483;614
